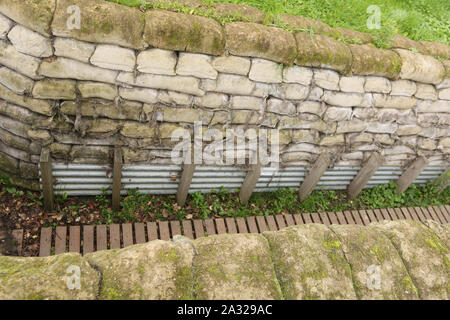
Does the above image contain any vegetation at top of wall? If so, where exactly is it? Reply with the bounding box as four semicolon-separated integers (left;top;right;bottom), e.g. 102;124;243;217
107;0;450;46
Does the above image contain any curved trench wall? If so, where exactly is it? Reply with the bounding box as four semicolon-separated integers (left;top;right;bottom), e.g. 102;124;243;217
0;0;449;191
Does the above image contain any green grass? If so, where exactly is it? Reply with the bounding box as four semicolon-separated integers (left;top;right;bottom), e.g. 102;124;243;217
107;0;449;45
102;181;449;222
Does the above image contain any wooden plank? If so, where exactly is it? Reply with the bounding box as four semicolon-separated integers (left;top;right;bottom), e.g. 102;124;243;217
418;207;432;220
193;220;205;238
225;218;237;234
406;208;419;221
239;164;261;204
40;149;54;212
351;210;364;225
387;208;399;220
158;221;170;241
54;226;67;255
335;212;347;224
134;223;146;244
246;216;259;233
236;218;248;233
147;222;158;241
285;214;295;227
433;206;448;224
69;226;80;253
177;164;195;206
373;209;384;222
310;212;322;224
204;219;216;236
358;210;371;226
109;224;121;249
83;225;94;255
298;153;330;201
275;215;286;229
11;229;23;256
182;220;194;239
425;207;440;222
215;218;227;234
255;216;268;232
347;152;383;199
112;147;122;212
266;216;278;231
170;220;182;237
343;211;356;224
303;213;313;224
445;205;450;218
366;210;377;223
400;208;413;220
413;207;426;222
293;214;304;225
430;207;445;224
320;213;331;226
39;227;52;257
394;208;405;220
438;206;449;223
380;209;392;221
122;223;133;247
96;225;107;251
395;156;428;194
327;212;339;225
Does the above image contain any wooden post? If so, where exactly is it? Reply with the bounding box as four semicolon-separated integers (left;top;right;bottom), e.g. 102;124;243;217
177;163;195;206
299;153;330;201
239;164;262;204
112;147;122;212
40;148;54;212
347;152;383;200
436;168;450;194
395;156;428;194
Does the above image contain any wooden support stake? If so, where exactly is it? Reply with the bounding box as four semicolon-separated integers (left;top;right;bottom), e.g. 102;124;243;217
40;148;54;212
239;164;262;204
436;168;450;194
395;156;428;194
112;147;122;212
347;152;383;200
177;163;195;206
299;153;330;201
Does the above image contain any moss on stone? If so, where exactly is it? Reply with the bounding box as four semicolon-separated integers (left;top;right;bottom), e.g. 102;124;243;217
0;0;55;36
51;0;146;49
225;22;297;65
0;253;99;299
264;224;356;300
194;233;283;300
349;44;402;79
144;10;225;56
86;240;195;300
295;33;353;74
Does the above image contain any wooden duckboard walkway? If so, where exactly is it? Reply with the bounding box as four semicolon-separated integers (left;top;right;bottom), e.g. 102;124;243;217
9;205;450;257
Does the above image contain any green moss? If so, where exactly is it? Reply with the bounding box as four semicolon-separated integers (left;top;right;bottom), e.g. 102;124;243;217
370;244;387;263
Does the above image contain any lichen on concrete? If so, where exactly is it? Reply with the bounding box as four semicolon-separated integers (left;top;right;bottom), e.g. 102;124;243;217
194;233;283;300
0;253;99;299
85;239;195;300
331;224;419;299
372;220;449;299
263;224;356;300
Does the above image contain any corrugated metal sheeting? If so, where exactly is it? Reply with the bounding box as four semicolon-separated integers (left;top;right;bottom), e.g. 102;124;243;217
41;164;447;196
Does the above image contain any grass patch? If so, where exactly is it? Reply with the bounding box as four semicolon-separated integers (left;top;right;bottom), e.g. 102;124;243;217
107;0;449;46
1;172;448;226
